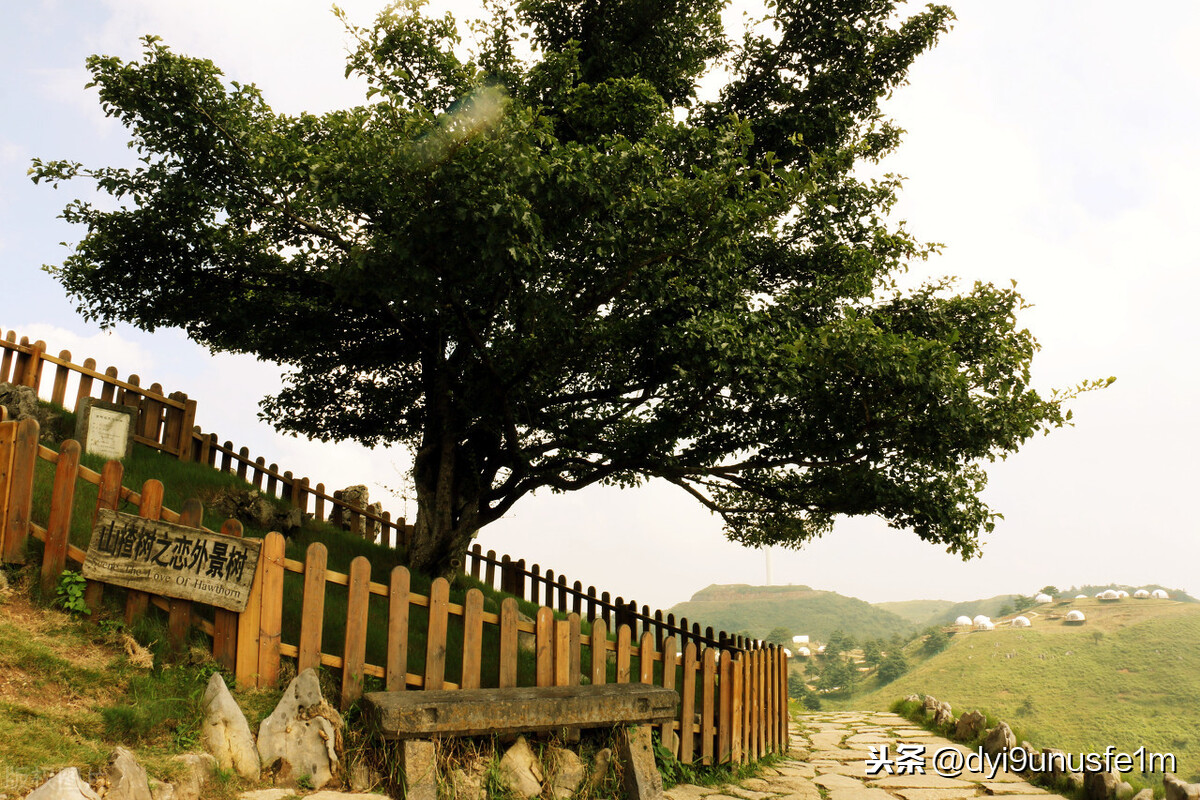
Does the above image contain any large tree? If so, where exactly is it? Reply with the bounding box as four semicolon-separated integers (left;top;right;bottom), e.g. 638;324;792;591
32;0;1104;577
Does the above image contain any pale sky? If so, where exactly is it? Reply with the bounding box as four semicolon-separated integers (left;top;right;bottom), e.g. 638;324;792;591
3;1;1198;612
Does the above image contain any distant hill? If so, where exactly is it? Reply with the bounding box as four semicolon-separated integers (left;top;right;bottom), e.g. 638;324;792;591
924;595;1022;627
668;584;916;643
846;596;1200;780
1064;584;1198;603
874;600;956;624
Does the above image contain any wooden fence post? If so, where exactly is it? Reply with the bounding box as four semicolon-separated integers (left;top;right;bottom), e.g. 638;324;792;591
124;480;164;628
1;418;39;564
423;577;450;692
535;607;554;686
84;460;124;612
386;566;411;691
255;531;286;687
212;519;243;672
39;440;80;598
15;339;46;389
590;618;608;687
297;542;328;675
499;597;519;689
679;642;698;762
50;351;71;407
341;556;372;709
660;635;677;756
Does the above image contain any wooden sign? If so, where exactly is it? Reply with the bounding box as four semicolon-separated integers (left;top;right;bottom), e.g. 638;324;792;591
83;509;262;612
74;398;136;460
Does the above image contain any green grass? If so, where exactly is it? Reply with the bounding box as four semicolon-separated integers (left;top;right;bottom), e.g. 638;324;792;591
840;600;1200;781
0;577;271;796
26;410;642;693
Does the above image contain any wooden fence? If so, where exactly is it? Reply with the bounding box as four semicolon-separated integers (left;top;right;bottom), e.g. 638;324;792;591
0;330;411;548
0;420;790;764
2;328;754;656
465;546;746;653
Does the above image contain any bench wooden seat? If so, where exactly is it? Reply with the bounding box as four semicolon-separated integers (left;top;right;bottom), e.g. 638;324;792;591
362;684;678;800
363;683;678;738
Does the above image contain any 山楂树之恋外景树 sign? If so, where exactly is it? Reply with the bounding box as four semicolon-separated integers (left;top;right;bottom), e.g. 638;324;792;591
83;509;261;612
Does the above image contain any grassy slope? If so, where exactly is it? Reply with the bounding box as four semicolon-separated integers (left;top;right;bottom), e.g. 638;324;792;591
843;598;1200;780
27;407;648;691
0;579;278;797
669;584;916;642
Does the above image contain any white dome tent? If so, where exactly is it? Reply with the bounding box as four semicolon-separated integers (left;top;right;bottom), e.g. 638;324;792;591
1065;610;1086;624
1100;589;1120;601
955;616;973;627
1116;590;1130;598
1035;592;1053;603
1134;589;1150;599
1012;616;1032;628
1152;589;1170;599
975;618;995;631
1076;594;1088;599
972;614;991;626
796;646;811;657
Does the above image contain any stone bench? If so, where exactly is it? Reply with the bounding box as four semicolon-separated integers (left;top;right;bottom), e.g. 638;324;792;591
362;684;679;800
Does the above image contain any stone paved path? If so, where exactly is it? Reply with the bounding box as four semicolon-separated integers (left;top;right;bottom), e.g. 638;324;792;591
664;712;1058;800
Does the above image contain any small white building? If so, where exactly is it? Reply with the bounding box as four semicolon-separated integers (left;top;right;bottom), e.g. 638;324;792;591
1012;616;1032;628
792;634;809;644
1152;589;1170;599
1134;589;1150;599
955;615;973;627
1065;609;1086;624
1035;592;1053;603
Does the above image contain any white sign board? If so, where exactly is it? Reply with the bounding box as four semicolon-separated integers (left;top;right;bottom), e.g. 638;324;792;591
86;407;132;460
74;398;136;460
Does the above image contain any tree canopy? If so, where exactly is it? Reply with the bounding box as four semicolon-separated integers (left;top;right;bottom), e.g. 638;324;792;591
31;0;1106;576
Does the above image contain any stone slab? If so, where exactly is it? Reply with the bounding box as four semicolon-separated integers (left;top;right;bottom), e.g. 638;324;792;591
894;788;983;800
620;725;664;800
982;784;1045;795
870;775;978;789
816;774;869;790
827;787;897;800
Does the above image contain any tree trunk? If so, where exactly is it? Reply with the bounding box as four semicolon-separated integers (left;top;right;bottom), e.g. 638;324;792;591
405;375;483;578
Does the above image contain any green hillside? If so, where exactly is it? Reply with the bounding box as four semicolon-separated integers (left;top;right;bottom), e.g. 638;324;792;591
669;584;915;643
925;594;1021;626
846;597;1200;781
874;599;956;624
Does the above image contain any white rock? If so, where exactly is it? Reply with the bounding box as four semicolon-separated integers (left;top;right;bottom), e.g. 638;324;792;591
550;748;587;800
499;736;545;799
257;668;344;790
106;747;151;800
201;672;261;781
169;753;217;800
25;768;101;800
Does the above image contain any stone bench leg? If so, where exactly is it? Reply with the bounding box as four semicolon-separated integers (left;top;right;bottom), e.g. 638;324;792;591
400;739;437;800
620;724;664;800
